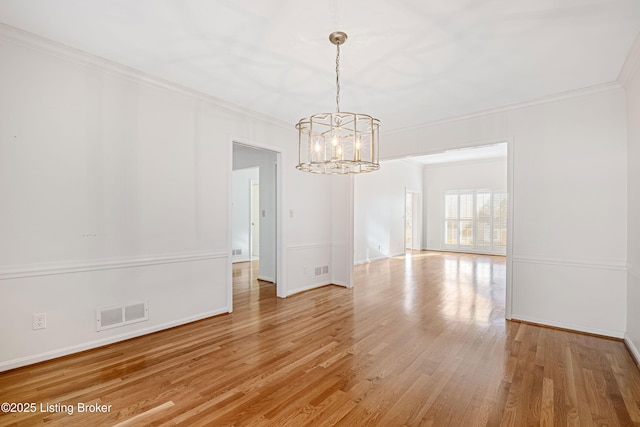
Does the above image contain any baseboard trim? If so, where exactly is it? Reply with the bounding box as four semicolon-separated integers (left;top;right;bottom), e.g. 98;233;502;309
510;315;624;339
435;247;508;257
285;281;333;297
629;262;640;280
330;281;350;288
625;334;640;369
354;255;389;265
0;307;231;372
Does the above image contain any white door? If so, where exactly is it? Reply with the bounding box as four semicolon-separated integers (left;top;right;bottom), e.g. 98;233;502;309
251;181;260;259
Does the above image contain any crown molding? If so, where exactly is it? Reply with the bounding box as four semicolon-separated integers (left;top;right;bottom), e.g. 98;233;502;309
618;31;640;88
386;82;623;134
0;23;292;130
398;158;426;169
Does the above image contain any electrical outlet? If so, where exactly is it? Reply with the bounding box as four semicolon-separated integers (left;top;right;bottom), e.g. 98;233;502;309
33;313;46;330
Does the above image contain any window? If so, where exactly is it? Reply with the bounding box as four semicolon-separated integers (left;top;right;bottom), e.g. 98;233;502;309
444;190;507;251
444;194;458;245
493;192;508;247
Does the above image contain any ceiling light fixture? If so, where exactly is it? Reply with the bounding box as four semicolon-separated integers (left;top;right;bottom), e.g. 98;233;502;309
296;32;380;174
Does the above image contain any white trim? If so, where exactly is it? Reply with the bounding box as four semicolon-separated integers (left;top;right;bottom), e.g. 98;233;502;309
625;334;640;367
506;138;514;320
386;82;622;134
285;281;333;297
287;243;333;251
442;189;509;254
0;307;230;372
354;255;389;265
512;255;627;271
421;156;508;169
230;139;286;299
345;176;355;288
0;252;227;280
618;31;640;88
231;258;253;264
227;138;235;312
0;23;290;130
511;315;624;339
399;158;427;169
435;247;508;257
330;282;350;288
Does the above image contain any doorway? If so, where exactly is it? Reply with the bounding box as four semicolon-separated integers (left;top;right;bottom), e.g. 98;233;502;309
406;192;413;251
405;190;421;254
352;140;512;317
231;142;283;306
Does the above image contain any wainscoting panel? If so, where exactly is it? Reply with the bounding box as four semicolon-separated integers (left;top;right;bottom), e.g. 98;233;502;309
286;244;333;296
626;263;640;365
0;253;229;372
511;256;626;338
330;243;350;287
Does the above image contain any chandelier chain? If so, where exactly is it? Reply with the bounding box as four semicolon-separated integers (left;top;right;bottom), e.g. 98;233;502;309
335;42;341;113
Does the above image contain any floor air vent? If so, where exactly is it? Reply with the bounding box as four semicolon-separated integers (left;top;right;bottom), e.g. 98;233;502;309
97;301;148;331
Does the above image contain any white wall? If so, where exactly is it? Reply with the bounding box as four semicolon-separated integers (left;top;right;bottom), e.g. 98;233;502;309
0;26;341;370
330;175;354;287
623;35;640;363
384;85;628;337
233;145;277;282
423;157;507;255
283;159;339;294
231;167;258;263
354;159;424;264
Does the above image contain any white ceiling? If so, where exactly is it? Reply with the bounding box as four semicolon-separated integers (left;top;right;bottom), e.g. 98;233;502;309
1;0;639;131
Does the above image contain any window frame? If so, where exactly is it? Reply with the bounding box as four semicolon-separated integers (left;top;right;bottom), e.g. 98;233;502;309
444;189;507;253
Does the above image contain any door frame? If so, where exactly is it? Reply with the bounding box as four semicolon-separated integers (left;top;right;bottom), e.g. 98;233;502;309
229;139;285;312
361;138;513;319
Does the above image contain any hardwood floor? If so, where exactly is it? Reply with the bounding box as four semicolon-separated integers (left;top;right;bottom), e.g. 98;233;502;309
1;251;639;426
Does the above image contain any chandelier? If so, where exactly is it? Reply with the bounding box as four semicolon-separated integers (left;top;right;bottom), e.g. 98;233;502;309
296;32;380;174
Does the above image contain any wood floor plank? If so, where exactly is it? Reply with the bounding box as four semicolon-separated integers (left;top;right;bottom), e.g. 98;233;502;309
1;251;640;426
541;377;555;427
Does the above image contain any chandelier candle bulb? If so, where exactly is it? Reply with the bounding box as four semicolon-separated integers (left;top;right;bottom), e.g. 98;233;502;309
296;31;380;174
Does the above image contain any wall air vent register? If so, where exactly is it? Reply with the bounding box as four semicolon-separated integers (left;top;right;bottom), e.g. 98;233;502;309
96;301;148;331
